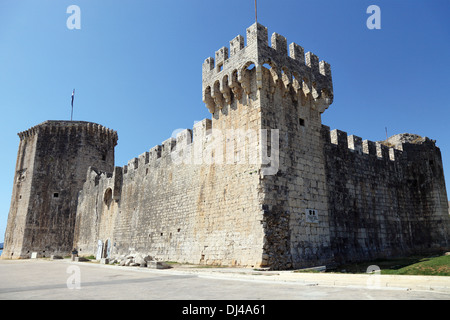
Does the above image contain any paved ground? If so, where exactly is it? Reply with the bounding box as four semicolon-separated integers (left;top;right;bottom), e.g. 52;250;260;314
0;259;449;301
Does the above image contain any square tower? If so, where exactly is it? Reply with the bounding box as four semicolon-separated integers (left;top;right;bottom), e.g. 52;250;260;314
202;23;335;269
3;121;118;258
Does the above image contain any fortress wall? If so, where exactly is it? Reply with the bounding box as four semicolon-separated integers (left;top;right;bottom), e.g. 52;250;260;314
247;66;449;269
75;70;267;267
322;127;450;264
73;168;117;256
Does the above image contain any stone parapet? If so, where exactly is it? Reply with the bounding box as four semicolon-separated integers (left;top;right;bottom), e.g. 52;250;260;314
17;120;118;146
202;23;333;114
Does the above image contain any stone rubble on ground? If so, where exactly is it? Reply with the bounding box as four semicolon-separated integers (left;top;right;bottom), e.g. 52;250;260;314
105;254;170;268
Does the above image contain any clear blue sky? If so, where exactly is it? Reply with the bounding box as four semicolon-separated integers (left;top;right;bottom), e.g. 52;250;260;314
0;0;449;243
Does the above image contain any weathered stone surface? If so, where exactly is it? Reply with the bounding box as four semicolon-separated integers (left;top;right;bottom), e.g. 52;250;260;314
382;133;426;148
323;129;450;265
3;121;117;259
133;254;152;267
147;261;170;269
124;259;133;266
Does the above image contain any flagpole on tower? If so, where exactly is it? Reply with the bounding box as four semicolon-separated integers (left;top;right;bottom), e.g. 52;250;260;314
255;0;258;23
71;89;75;121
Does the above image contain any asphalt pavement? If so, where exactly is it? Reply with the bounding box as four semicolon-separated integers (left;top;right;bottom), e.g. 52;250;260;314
0;258;449;302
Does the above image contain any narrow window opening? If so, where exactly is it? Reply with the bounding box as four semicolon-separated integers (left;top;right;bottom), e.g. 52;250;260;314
53;192;59;198
299;118;305;126
104;188;113;209
218;63;224;72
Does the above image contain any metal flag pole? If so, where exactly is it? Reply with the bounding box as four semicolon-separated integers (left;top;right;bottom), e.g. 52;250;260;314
71;89;75;121
255;0;258;23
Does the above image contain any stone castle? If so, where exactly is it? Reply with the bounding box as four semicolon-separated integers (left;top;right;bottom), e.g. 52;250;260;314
3;23;450;269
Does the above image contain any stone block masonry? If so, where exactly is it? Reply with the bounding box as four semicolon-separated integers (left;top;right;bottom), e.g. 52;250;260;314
3;121;117;259
323;128;450;265
4;23;450;270
74;93;267;267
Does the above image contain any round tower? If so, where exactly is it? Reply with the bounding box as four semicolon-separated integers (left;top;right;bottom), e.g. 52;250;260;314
3;121;118;258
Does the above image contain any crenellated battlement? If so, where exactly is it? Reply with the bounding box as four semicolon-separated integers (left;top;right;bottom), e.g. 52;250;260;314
323;126;406;162
202;23;333;114
119;119;214;177
323;127;440;164
17;120;118;146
